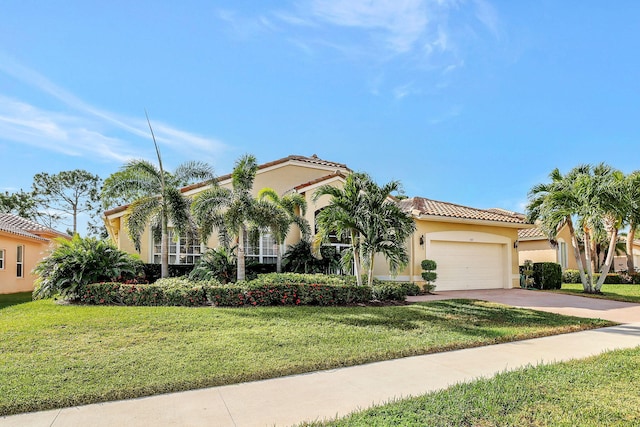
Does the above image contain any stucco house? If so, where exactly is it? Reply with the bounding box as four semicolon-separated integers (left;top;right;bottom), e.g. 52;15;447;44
104;154;532;291
0;213;68;294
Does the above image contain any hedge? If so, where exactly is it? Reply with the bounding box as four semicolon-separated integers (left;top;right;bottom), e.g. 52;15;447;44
562;270;640;285
76;274;424;307
531;262;562;290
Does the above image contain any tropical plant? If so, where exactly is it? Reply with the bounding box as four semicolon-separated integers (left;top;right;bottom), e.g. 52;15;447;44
257;188;310;273
421;259;438;293
282;240;342;274
191;154;275;281
188;247;236;284
527;164;624;293
101;117;214;278
624;171;640;272
33;235;143;299
358;178;415;286
313;173;414;286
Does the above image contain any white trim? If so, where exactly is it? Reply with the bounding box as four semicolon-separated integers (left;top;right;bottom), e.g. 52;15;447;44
0;248;4;270
414;215;530;229
298;175;346;195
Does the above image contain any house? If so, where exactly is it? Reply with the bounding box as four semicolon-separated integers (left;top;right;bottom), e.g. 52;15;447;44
0;213;68;294
104;154;532;291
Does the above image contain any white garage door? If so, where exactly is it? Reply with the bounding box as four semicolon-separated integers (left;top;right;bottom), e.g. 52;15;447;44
429;240;506;291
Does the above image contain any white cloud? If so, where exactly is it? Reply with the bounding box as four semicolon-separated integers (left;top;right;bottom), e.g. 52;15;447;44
0;52;228;165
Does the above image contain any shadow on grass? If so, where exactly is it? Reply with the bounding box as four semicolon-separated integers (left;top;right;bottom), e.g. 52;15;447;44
220;299;584;334
0;292;33;310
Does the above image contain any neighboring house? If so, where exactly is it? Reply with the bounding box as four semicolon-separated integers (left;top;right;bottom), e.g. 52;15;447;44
0;213;68;294
517;224;577;271
104;154;532;291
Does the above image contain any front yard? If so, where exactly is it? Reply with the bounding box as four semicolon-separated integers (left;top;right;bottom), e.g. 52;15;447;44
0;296;611;416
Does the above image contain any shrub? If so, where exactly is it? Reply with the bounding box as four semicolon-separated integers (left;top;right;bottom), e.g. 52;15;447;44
372;284;408;301
532;262;562;290
562;269;582;284
33;235;143;300
421;259;437;293
281;240;342;274
189;247;236;283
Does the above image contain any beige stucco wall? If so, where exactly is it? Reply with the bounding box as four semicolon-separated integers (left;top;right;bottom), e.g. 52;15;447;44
517;225;579;270
374;220;520;289
0;233;51;294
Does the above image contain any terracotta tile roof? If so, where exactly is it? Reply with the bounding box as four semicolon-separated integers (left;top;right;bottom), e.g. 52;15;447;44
518;227;547;239
294;171;347;192
106;154;350;216
0;213;52;241
398;197;529;224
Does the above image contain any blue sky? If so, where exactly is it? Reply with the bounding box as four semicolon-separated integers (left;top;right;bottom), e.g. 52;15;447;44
2;1;640;233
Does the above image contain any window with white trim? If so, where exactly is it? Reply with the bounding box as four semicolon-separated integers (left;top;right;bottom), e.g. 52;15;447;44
153;231;203;265
0;249;4;270
558;240;568;270
16;245;24;278
244;232;277;264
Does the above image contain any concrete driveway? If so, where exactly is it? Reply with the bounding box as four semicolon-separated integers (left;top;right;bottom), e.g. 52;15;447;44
407;288;640;323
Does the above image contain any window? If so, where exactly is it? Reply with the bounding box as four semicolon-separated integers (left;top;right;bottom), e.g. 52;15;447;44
16;245;24;278
0;249;4;270
558;240;568;270
153;231;203;265
244;232;278;264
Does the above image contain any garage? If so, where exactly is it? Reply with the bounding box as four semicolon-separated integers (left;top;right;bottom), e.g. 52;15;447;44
428;240;507;291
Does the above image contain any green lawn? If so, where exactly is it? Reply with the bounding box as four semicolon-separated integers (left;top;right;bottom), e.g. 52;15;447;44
0;292;32;309
309;346;640;426
0;298;611;416
555;283;640;304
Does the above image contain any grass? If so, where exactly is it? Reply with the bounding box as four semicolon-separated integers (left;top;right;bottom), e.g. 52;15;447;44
0;292;32;309
0;298;611;416
554;283;640;304
307;346;640;426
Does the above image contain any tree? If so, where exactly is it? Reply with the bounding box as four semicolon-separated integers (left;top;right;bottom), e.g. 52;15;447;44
0;190;43;222
32;169;102;235
359;179;415;286
312;173;414;286
257;188;310;273
527;164;624;293
191;154;275;282
313;173;370;285
102;116;214;279
624;171;640;273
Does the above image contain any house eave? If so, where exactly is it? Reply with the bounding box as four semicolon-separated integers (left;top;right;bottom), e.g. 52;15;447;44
413;214;533;229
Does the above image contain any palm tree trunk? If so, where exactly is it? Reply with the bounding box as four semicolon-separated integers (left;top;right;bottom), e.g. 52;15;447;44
351;230;362;286
237;226;245;282
276;242;282;273
367;252;375;287
161;215;169;279
583;226;595;292
567;218;589;292
596;227;619;291
627;223;636;273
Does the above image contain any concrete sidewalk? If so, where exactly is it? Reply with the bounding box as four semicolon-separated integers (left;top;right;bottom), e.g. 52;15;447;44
3;291;640;427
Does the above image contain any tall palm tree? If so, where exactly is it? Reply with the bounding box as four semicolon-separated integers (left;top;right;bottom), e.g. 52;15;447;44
359;179;415;286
313;173;370;285
102;160;214;278
257;188;310;273
191;154;274;282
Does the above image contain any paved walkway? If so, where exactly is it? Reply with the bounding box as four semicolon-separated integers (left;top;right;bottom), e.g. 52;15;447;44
3;290;640;427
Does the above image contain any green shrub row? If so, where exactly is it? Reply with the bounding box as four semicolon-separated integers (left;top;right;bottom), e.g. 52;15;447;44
562;269;640;285
77;275;423;307
532;262;562;290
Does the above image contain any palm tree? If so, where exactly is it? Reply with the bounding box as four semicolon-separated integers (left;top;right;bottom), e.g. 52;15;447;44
527;166;590;291
102;159;214;279
624;171;640;273
313;173;370;285
313;173;415;286
191;154;274;282
527;164;624;293
257;188;310;273
359;179;415;286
